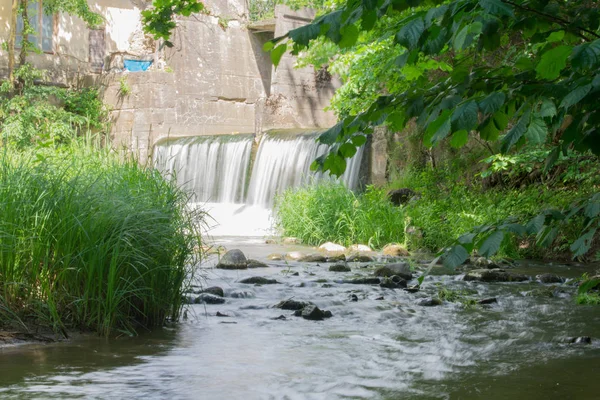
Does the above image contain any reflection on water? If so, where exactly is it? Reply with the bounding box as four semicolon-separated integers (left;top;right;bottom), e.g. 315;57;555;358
2;240;600;399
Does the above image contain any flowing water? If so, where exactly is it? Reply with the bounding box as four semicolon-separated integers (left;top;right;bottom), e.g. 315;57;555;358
2;238;600;399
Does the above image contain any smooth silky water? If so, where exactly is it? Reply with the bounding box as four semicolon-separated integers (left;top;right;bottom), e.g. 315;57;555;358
1;239;600;399
2;134;600;399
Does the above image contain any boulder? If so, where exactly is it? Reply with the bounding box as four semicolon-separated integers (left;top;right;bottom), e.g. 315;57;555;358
239;277;279;285
282;237;301;244
348;244;372;252
300;253;327;262
200;286;224;297
473;257;500;269
216;249;247;269
319;242;347;252
388;188;418;206
343;277;381;285
298;305;333;320
329;264;351;272
478;297;498;305
537;273;564;284
247;259;269;268
274;299;312;310
382;244;410;257
195;293;226;304
267;253;284;261
285;251;306;261
568;336;592;344
373;263;413;280
346;253;375;262
326;254;346;262
229;290;255;299
463;269;529;282
380;275;407;289
418;297;442;306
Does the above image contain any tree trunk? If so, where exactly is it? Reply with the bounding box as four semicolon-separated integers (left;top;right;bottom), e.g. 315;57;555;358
18;0;28;67
7;0;19;85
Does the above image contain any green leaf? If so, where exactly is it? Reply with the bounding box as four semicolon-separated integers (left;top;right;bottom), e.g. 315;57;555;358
396;17;425;50
478;230;504;258
318;122;343;145
544;146;560;173
288;20;322;46
571;39;600;71
525;214;545;235
270;44;288;68
453;25;469;51
536;45;572;80
323;153;347;177
451;101;479;131
479;0;514;17
450;129;469;148
570;228;596;257
559;84;592;109
539;98;557;118
501;109;530;153
351;135;367;147
443;245;469;269
546;30;564;43
425;109;451;146
525;115;548;144
263;41;275;52
339;24;360;49
339;142;357;158
362;10;377;31
479;92;505;114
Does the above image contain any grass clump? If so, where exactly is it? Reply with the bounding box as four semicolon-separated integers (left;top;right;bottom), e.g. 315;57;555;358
275;182;405;249
0;144;201;336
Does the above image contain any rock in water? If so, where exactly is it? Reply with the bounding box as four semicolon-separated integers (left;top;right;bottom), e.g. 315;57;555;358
274;299;312;310
326;254;346;262
285;251;306;261
201;286;224;297
346;253;375;262
537;273;563;284
282;237;300;244
329;264;351;272
300;254;327;262
348;244;372;252
343;277;381;285
195;294;226;304
247;259;269;268
216;249;247;269
418;298;442;306
300;305;333;320
373;263;413;280
382;244;410;257
319;242;347;252
463;269;529;282
380;275;407;289
239;277;279;285
473;257;500;269
267;253;284;261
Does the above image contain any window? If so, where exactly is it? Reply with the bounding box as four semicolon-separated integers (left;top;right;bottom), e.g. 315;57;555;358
16;1;54;53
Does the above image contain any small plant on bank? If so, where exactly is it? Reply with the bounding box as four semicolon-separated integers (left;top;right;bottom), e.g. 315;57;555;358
118;76;131;96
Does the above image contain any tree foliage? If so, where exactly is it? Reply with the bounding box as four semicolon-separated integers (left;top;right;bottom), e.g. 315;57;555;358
142;0;204;46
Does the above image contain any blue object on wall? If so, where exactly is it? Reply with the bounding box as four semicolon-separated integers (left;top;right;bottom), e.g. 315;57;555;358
124;59;153;72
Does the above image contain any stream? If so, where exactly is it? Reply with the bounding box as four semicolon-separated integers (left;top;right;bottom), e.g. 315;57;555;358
1;237;600;399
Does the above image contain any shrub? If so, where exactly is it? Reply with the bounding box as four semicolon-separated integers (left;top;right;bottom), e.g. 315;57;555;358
274;182;405;249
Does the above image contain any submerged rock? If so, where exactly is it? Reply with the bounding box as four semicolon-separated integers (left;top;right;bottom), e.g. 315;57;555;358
216;249;248;269
229;290;255;298
404;285;420;293
418;298;442;307
271;315;287;320
200;286;224;297
478;297;498;305
274;299;312;310
319;242;347;252
473;257;500;269
295;305;333;320
195;293;226;304
300;254;327;262
373;263;413;280
382;244;410;257
329;264;351;272
247;259;269;268
350;294;359;302
537;273;564;284
326;254;346;262
267;253;284;261
282;237;301;244
239;276;279;285
568;336;592;344
348;244;372;252
380;275;407;289
285;251;306;261
343;277;381;285
463;269;529;282
346;253;375;262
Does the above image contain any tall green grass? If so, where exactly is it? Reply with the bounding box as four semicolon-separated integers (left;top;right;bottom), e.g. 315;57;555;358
274;183;405;248
0;143;201;336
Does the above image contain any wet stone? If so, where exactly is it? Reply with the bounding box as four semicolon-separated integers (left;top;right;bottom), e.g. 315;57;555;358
404;285;420;293
382;244;410;257
216;249;248;269
229;290;255;299
297;305;333;320
285;251;306;261
537;273;564;284
569;336;592;344
473;257;500;269
350;294;359;302
478;297;498;305
300;254;327;262
319;242;346;252
267;253;284;261
346;253;375;263
326;254;347;262
373;263;413;281
329;264;351;272
343;277;381;285
418;298;442;307
216;311;229;317
247;259;269;268
201;286;224;297
380;275;408;289
195;293;226;304
463;269;529;282
239;277;279;285
274;299;312;310
271;315;287;320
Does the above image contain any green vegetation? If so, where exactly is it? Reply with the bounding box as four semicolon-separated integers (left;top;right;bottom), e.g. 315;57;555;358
118;76;131;97
275;182;404;248
1;66;201;336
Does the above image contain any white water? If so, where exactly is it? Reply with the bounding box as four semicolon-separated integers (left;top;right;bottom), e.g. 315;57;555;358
154;132;364;235
247;133;364;207
153;135;253;204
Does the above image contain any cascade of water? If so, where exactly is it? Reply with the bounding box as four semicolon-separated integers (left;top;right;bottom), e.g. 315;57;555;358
246;132;364;207
153;135;253;204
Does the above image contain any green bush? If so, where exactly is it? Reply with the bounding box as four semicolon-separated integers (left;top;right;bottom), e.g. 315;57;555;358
0;143;201;335
274;182;405;248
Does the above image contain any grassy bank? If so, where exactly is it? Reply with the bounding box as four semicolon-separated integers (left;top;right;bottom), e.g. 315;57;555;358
0;143;201;336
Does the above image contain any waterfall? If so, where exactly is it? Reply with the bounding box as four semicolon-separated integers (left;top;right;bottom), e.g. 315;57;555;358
153;135;253;204
246;132;365;207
